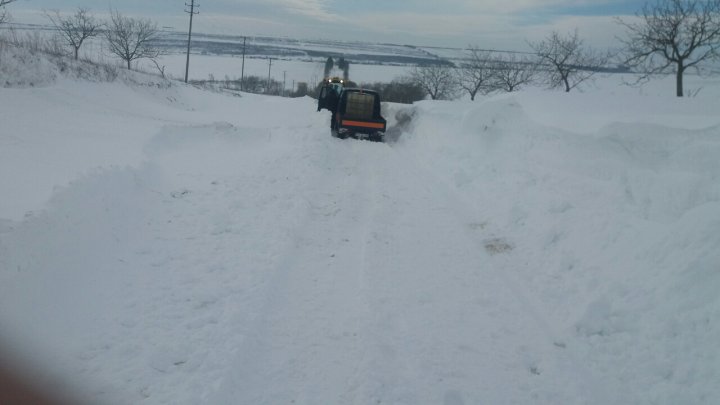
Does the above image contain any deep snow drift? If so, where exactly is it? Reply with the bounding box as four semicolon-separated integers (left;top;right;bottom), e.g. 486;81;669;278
1;48;720;404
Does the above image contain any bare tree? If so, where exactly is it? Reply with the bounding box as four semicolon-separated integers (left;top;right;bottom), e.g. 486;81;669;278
410;63;458;100
151;58;167;78
529;30;608;92
457;46;495;100
104;9;160;70
0;0;17;25
240;75;264;93
45;8;101;60
617;0;720;97
490;53;537;92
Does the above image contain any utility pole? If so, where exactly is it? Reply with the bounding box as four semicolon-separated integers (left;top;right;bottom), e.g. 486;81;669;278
184;0;199;83
241;36;246;91
283;71;286;97
267;57;273;94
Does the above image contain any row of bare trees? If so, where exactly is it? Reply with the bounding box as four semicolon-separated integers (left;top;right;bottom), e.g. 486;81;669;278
45;8;160;70
1;3;160;71
455;48;537;100
411;29;608;101
413;0;720;99
407;59;530;101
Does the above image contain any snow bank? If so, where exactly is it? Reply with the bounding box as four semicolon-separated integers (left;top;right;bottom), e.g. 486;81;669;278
397;92;720;403
0;41;59;87
0;122;311;403
0;40;175;89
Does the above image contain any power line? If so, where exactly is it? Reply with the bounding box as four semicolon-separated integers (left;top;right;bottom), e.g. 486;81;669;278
184;0;199;83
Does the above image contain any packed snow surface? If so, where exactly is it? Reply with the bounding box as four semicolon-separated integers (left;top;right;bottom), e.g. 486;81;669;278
1;51;719;404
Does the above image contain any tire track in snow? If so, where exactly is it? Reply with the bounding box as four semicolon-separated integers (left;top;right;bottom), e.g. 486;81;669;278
210;127;613;404
209;137;386;403
391;145;617;405
348;145;558;404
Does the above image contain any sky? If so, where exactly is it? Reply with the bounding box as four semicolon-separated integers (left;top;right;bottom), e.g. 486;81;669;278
6;0;646;50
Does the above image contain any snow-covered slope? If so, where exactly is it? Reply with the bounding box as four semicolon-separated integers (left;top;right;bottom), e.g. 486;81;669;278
1;50;719;404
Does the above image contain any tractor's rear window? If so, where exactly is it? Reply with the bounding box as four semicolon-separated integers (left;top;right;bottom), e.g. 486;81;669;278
345;92;375;119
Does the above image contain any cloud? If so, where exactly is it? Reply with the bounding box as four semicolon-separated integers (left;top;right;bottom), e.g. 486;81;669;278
364;0;638;15
272;0;335;20
7;0;641;49
526;15;628;48
206;0;335;21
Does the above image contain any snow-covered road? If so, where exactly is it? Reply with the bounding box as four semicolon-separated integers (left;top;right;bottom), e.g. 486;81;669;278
0;99;599;403
205;132;602;404
2;69;720;404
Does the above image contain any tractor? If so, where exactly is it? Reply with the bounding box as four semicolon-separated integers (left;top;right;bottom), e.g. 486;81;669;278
317;78;386;142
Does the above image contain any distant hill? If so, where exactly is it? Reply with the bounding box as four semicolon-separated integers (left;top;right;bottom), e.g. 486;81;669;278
156;31;459;66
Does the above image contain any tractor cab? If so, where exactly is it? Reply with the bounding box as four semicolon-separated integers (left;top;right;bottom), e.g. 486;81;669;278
317;77;344;112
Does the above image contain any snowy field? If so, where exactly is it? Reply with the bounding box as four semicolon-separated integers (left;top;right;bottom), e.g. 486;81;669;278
1;45;720;404
151;54;412;88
